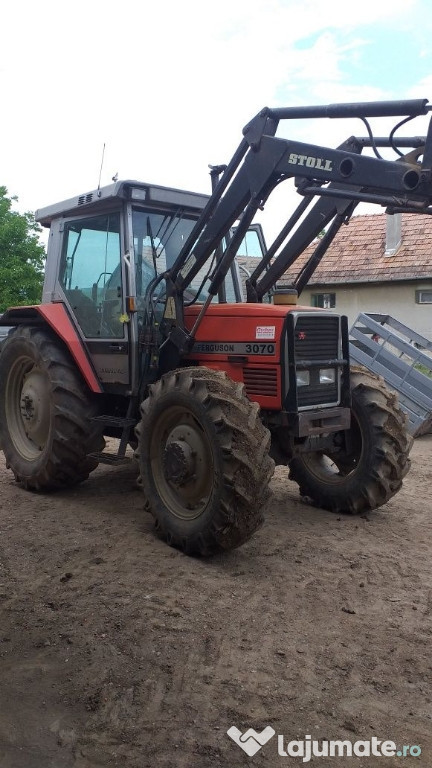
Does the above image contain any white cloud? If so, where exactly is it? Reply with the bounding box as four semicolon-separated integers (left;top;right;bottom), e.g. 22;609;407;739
1;0;431;251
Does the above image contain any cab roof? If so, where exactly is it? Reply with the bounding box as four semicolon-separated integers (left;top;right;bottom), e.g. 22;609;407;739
35;179;210;227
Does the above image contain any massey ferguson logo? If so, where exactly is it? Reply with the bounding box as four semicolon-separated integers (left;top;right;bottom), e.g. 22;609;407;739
288;153;333;172
297;331;307;340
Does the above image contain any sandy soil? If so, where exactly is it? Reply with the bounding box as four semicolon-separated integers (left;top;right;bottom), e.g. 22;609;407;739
0;436;431;768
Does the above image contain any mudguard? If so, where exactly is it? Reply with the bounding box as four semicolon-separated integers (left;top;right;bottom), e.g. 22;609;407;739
0;303;102;393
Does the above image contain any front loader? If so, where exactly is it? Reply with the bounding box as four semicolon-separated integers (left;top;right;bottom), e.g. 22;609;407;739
1;98;431;555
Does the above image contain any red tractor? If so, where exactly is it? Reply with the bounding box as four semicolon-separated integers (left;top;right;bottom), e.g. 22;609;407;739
1;98;428;555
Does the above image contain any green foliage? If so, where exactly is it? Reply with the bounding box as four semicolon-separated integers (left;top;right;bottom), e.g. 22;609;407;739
413;362;432;379
0;186;45;312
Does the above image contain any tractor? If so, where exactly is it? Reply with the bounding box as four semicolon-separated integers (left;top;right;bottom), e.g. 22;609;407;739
2;98;430;555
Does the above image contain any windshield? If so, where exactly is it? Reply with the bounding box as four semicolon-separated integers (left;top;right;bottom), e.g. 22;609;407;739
132;208;239;303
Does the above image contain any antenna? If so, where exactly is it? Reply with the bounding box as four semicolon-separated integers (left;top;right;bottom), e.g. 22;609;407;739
97;142;106;197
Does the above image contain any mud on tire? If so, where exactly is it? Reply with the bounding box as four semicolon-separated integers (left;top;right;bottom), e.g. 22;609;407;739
135;367;275;555
288;367;413;514
0;326;104;490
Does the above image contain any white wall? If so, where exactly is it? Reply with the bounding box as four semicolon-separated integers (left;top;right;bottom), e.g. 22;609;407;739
299;281;432;341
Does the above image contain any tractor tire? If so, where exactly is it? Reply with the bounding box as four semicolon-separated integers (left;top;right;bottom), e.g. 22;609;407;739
288;367;413;514
135;367;274;555
0;326;104;490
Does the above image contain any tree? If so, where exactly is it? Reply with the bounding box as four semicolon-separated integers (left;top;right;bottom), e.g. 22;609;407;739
0;187;45;312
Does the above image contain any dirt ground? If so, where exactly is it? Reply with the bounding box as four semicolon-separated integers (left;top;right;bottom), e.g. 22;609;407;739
0;435;431;768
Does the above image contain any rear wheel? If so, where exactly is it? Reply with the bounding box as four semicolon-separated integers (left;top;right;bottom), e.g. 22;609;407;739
288;368;412;513
135;367;274;555
0;326;104;490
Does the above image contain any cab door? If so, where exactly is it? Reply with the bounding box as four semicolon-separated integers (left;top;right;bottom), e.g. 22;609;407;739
58;211;130;386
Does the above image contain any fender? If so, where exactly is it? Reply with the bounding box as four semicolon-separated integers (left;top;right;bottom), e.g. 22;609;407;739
0;303;102;393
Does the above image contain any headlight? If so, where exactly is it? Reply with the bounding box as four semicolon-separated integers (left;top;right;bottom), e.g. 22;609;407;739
319;368;336;384
296;370;310;387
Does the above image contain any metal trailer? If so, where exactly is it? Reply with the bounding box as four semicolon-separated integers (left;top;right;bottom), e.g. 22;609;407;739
350;312;432;436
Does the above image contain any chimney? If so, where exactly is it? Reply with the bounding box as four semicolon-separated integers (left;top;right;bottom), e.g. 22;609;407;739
385;213;402;256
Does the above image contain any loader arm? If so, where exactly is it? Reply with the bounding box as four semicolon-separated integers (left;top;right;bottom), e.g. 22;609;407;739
157;98;432;361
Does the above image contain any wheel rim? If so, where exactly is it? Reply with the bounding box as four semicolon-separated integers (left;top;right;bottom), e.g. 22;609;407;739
150;405;214;520
5;355;51;459
300;414;363;484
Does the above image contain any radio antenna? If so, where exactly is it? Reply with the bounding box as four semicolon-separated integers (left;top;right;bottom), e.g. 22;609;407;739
97;143;106;197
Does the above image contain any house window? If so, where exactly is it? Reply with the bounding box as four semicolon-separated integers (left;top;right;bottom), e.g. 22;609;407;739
311;292;336;309
415;290;432;304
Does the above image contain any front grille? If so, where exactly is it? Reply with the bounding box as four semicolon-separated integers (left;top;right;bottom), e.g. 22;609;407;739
297;383;338;407
294;314;340;408
243;367;278;398
294;315;340;360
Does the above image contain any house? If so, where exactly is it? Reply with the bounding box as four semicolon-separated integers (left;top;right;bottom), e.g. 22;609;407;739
238;213;432;341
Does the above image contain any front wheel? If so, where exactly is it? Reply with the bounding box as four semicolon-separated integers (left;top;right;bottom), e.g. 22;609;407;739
288;368;413;514
135;367;275;555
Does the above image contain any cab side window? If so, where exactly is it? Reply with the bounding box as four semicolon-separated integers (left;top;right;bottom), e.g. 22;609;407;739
59;213;123;338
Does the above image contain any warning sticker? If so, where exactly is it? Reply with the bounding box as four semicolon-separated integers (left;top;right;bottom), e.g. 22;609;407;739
256;325;276;340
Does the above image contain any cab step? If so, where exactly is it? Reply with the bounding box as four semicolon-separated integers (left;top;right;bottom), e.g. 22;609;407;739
91;404;138;465
91;415;137;429
88;451;133;466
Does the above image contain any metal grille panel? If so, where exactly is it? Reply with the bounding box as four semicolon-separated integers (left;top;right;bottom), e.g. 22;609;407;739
298;382;338;407
243;367;278;397
294;315;340;360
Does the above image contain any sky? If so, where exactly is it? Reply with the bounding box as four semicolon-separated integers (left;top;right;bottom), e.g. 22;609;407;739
2;0;432;244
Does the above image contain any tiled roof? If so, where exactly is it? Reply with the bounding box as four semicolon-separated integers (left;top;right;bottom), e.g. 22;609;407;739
238;213;432;287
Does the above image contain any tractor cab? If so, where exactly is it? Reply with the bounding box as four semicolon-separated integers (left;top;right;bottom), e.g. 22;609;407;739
36;180;265;390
